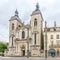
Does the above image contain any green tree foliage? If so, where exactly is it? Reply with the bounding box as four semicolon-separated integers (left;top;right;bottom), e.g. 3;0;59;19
0;42;8;53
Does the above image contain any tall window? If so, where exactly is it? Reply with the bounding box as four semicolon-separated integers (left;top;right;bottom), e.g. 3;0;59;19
18;25;21;27
12;37;13;46
34;33;36;44
22;31;25;39
56;35;59;39
50;35;53;39
34;18;37;26
12;23;14;30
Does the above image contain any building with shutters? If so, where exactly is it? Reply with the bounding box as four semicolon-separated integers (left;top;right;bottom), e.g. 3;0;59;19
44;21;60;58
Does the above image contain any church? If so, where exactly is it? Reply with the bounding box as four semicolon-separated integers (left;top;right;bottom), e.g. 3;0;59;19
5;3;60;58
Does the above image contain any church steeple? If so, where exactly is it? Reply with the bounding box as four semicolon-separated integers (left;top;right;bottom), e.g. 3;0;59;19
54;20;56;27
9;9;22;22
31;3;41;16
15;9;19;17
35;3;39;11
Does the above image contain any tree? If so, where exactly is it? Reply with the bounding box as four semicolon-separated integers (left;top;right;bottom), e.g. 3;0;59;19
0;42;8;53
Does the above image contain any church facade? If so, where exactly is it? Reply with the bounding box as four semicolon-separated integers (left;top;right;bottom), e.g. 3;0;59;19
5;3;60;58
6;3;44;57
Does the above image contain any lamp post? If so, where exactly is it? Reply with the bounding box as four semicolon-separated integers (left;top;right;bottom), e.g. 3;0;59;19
27;27;29;58
45;21;47;58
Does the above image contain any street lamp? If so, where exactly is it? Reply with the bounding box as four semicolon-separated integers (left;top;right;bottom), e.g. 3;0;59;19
45;21;47;58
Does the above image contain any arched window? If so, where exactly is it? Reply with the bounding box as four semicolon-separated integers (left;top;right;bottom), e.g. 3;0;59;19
22;31;25;39
12;23;14;30
34;18;37;26
48;49;56;57
56;35;59;39
18;25;21;27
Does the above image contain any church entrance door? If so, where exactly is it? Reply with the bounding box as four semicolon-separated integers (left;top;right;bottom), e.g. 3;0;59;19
21;45;25;56
22;50;25;56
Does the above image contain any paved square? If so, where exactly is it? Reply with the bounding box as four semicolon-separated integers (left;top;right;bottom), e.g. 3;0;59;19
0;57;60;60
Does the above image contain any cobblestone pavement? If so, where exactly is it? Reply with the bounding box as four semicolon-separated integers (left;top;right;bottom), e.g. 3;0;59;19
0;57;60;60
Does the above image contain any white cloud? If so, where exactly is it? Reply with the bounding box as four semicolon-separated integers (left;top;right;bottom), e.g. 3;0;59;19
0;25;9;42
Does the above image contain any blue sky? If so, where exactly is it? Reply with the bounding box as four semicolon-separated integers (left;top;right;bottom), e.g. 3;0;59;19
0;0;60;42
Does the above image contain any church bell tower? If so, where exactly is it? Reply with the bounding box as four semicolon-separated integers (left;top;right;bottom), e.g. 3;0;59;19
30;3;44;56
8;9;22;55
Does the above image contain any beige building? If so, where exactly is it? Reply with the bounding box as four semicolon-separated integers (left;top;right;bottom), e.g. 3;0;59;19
5;3;60;58
5;3;44;57
44;21;60;58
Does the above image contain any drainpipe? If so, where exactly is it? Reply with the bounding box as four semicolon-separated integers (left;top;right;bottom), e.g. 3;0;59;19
27;27;29;58
45;21;47;58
